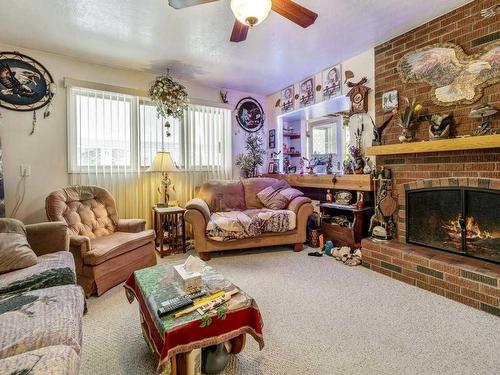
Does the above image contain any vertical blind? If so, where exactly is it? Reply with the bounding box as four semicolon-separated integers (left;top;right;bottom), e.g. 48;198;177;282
67;86;232;226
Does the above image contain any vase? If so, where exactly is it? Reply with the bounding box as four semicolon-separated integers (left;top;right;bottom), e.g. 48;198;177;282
202;344;229;374
398;127;414;143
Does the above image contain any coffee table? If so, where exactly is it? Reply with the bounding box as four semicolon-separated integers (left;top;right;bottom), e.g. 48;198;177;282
124;261;264;375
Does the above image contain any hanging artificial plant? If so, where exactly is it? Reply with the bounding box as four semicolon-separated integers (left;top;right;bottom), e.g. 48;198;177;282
149;72;189;119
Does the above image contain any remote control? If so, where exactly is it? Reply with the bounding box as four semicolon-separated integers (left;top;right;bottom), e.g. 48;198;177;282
157;290;207;317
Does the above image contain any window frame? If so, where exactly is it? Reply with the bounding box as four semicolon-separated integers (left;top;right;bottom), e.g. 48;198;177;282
67;85;231;174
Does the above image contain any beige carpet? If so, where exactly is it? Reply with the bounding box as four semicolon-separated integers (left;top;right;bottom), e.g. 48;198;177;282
81;247;500;375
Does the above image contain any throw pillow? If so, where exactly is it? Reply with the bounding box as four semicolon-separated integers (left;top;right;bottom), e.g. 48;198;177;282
257;181;303;210
0;218;37;274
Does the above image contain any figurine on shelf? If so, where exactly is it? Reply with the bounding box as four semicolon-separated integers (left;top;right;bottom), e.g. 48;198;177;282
299;157;305;175
283;143;288;154
349;145;364;174
283;157;290;174
370;114;393;146
326;189;333;203
342;159;352;175
326;154;334;174
363;157;372;174
428;113;453;140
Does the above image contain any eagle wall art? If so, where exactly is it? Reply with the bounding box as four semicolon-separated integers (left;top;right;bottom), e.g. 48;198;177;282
398;42;500;106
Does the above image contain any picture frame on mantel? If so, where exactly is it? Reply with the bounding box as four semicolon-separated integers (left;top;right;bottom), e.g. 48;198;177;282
382;90;398;112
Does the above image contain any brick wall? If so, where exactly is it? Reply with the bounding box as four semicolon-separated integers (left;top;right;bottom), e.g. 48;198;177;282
374;0;500;143
373;0;500;240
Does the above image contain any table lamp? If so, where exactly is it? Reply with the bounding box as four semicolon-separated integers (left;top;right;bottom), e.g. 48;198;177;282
147;152;178;207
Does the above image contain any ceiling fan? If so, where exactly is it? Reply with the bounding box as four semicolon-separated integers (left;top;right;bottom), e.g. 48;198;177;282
168;0;318;42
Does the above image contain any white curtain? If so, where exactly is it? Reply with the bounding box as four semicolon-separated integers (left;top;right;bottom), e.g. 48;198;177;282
68;87;232;226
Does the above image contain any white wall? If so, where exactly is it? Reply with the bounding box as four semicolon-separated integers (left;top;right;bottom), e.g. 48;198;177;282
0;43;266;223
265;48;375;154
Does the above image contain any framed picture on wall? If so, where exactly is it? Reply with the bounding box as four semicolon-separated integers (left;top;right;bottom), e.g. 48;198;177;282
268;129;276;149
299;76;315;107
280;85;294;113
322;64;342;100
382;90;398;112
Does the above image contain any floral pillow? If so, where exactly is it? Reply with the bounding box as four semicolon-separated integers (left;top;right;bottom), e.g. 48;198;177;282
257;181;304;210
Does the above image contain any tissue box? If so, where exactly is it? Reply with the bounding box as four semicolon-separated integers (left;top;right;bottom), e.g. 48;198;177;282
173;264;202;294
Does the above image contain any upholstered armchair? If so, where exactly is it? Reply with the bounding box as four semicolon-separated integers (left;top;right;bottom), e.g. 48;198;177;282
46;186;156;296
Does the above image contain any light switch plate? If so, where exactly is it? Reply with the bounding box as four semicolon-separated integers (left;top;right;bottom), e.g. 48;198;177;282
20;164;31;177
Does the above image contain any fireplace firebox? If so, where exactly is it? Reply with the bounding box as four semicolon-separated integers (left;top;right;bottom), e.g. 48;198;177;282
406;188;500;263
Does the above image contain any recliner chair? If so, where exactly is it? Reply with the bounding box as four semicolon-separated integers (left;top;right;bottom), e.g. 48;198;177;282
46;185;156;296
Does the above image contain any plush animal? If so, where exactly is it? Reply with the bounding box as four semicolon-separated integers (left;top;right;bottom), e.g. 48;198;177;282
332;246;351;262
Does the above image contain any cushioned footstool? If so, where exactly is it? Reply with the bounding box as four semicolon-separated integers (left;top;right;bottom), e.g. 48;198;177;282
0;345;80;375
0;284;85;359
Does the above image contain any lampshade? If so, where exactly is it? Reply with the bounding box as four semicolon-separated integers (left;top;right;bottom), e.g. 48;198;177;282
147;152;178;172
230;0;272;26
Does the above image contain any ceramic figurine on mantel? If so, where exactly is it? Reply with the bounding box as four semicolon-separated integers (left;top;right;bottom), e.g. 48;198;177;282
428;113;454;140
469;104;497;136
370;114;393;146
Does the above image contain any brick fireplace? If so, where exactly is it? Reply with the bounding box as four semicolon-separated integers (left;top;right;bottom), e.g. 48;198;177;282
362;0;500;316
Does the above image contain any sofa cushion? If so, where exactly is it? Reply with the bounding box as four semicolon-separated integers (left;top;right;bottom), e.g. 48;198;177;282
257;181;304;210
242;177;281;209
0;284;85;359
198;180;246;212
84;229;155;266
46;186;118;239
0;218;37;274
0;345;80;375
206;209;296;241
0;251;76;296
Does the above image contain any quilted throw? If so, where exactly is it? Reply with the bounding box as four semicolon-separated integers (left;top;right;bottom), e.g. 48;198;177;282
206;209;296;241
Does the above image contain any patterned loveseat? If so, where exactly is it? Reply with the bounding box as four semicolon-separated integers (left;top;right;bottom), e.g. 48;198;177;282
184;177;314;260
0;220;85;375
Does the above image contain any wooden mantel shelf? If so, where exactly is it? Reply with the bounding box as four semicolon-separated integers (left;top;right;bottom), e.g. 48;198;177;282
366;134;500;156
262;173;373;191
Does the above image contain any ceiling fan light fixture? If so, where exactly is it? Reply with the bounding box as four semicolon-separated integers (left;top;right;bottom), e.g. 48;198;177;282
230;0;272;27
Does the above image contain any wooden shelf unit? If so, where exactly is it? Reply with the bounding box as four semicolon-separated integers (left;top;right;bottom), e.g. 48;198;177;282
366;134;500;156
262;173;373;191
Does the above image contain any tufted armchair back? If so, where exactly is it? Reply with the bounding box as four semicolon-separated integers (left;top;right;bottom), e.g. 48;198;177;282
46;186;119;239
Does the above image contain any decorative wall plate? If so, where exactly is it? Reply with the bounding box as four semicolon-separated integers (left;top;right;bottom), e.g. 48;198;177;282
0;51;55;111
235;97;265;132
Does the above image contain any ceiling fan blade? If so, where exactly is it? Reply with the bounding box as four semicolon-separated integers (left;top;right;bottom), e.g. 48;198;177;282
230;20;249;43
271;0;318;28
168;0;219;9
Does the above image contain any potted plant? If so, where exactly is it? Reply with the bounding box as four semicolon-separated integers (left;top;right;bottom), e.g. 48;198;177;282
395;97;423;143
235;133;266;178
149;72;189;120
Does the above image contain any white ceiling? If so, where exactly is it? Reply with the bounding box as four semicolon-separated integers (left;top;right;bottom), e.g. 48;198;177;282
0;0;472;95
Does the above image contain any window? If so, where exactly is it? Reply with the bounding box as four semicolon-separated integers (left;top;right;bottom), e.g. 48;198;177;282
69;88;133;169
67;86;231;173
307;117;343;161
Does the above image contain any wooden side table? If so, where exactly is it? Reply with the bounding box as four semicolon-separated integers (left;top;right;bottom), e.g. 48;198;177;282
152;206;186;257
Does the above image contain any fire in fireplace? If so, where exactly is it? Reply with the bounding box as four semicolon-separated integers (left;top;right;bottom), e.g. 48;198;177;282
406;188;500;263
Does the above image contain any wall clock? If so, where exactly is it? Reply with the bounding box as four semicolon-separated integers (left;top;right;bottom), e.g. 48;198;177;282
0;51;55;111
346;77;370;116
235;97;265;132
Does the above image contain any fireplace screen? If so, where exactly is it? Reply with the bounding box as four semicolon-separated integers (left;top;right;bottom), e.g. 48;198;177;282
407;188;500;263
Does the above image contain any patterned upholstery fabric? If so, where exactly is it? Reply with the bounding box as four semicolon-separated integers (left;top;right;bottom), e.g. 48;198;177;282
0;285;85;359
197;180;246;212
0;345;80;375
46;186;118;238
206;209;296;241
0;251;76;296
